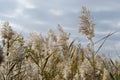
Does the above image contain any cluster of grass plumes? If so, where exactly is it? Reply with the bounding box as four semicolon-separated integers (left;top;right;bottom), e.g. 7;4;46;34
0;7;120;80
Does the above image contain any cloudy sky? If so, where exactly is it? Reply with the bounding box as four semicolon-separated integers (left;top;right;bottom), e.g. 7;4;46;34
0;0;120;59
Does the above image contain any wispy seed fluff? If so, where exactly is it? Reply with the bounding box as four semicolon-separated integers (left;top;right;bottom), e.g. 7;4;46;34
57;24;70;45
79;7;95;40
1;21;14;39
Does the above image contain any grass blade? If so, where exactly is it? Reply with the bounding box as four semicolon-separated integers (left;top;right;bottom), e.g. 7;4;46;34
7;62;16;75
95;32;116;55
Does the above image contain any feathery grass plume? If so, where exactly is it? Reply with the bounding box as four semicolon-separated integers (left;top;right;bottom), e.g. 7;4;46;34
79;6;95;40
57;24;70;45
47;29;57;42
79;6;95;54
57;24;70;59
79;58;93;80
29;32;44;53
79;6;95;58
113;60;120;79
1;21;16;56
0;22;26;79
102;68;110;80
1;21;14;40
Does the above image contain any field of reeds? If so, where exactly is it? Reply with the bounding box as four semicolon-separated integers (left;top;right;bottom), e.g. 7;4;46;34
0;7;120;80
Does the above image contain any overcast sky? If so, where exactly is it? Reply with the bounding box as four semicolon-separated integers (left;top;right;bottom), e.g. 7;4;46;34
0;0;120;59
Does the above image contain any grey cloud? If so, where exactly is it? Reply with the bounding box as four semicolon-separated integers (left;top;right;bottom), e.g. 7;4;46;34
0;0;18;14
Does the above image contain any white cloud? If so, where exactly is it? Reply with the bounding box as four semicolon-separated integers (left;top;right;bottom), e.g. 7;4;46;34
95;31;112;35
49;9;64;16
116;22;120;27
91;6;116;12
34;20;46;25
63;26;76;31
0;13;15;18
98;20;116;28
98;20;114;25
9;22;30;34
8;8;24;18
17;0;36;9
98;20;120;29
